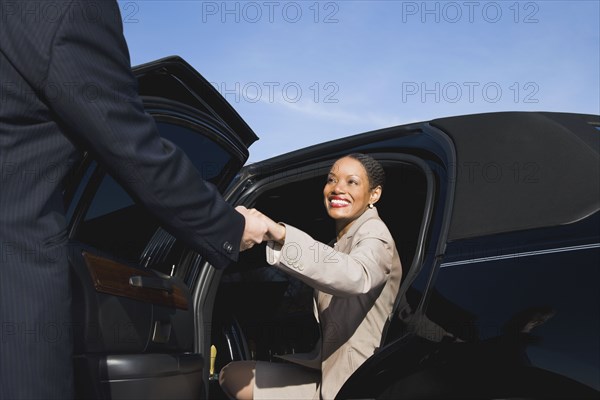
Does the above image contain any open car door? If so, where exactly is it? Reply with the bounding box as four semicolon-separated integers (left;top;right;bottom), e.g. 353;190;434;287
66;57;257;400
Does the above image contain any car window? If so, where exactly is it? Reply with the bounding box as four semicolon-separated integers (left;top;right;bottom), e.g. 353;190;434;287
74;174;156;263
71;118;238;275
154;121;235;184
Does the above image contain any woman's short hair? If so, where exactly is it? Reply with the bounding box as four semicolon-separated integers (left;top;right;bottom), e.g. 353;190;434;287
346;153;385;190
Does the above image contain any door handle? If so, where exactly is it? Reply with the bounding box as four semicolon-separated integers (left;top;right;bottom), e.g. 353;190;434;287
129;275;174;293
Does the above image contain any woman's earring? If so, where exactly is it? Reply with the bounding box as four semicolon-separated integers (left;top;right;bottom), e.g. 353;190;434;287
368;203;374;209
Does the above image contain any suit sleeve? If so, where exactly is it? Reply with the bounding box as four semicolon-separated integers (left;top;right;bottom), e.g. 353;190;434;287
265;221;393;297
40;1;243;268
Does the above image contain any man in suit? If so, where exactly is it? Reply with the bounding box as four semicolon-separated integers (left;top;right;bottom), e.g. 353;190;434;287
0;1;266;398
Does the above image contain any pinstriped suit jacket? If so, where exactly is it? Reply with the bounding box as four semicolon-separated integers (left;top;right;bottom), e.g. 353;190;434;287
266;207;403;399
0;1;243;398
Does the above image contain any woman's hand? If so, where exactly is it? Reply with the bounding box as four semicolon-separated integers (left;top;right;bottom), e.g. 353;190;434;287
266;218;286;244
243;208;286;244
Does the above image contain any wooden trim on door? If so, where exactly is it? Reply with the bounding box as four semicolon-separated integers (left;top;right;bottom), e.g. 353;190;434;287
82;251;188;310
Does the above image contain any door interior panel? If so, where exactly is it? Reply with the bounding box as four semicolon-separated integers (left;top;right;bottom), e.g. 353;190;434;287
71;248;152;354
70;247;202;398
71;249;195;352
66;148;207;396
74;353;204;400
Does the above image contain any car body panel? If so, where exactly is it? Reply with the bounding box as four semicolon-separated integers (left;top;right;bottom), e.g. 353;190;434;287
436;211;600;390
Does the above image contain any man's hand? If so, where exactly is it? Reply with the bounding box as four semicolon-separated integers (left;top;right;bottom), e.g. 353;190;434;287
236;206;269;251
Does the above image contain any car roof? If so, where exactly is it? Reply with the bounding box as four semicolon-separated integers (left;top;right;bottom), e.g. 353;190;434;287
431;112;600;241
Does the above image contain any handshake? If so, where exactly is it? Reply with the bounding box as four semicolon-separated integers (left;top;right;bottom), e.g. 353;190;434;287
236;206;286;251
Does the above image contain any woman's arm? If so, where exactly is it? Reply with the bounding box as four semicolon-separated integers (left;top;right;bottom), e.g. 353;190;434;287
258;211;394;297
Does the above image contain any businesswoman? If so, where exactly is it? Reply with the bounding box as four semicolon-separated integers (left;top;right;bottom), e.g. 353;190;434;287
219;153;403;400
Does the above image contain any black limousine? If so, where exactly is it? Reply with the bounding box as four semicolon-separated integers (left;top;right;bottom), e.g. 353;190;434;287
67;57;599;399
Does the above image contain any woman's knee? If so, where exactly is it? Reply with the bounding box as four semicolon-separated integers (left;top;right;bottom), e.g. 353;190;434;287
219;361;256;400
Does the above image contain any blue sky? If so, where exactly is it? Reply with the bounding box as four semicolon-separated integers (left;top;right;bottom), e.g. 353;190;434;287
118;0;600;162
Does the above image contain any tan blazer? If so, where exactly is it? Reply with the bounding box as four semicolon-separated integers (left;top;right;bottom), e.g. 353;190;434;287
266;207;403;399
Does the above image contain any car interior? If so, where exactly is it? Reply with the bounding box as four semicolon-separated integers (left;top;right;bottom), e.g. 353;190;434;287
208;160;428;397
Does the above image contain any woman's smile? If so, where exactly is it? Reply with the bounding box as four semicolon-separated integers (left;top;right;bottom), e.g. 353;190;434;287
328;195;351;208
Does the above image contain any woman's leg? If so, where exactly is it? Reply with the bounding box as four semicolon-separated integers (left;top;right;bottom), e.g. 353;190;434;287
219;361;257;400
220;360;320;400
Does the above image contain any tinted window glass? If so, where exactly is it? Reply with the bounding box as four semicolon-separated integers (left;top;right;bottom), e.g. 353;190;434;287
65;159;96;222
84;172;136;221
75;178;155;263
156;121;233;183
